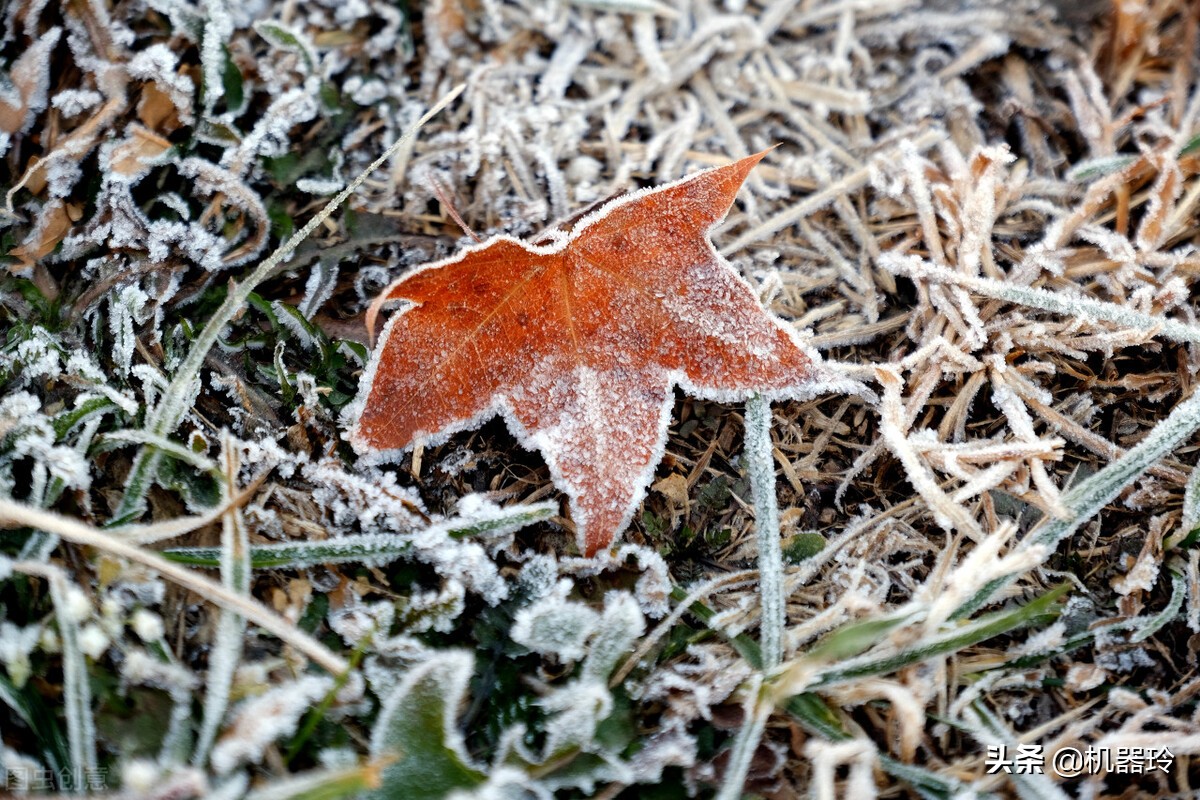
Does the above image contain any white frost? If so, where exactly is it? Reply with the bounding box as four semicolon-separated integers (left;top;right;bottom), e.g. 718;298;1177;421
210;675;334;774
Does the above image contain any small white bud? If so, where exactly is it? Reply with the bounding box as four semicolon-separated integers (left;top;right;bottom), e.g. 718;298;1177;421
78;624;110;659
130;609;164;643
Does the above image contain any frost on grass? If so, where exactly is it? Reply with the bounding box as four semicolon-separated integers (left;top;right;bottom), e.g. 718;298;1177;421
210;675;338;775
510;580;600;662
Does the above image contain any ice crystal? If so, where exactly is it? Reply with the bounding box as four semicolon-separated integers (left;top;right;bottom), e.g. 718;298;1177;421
510;580;600;662
0;621;41;688
130;609;165;642
210;675;335;774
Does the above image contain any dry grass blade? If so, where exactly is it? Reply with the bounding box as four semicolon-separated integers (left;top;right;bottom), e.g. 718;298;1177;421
0;499;348;676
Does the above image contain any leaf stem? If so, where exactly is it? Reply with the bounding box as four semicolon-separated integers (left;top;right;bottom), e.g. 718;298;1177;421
746;393;784;669
713;394;786;800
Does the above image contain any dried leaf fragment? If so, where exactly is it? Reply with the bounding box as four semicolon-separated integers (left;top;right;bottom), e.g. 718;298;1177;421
0;27;60;136
109;125;172;177
8;200;80;273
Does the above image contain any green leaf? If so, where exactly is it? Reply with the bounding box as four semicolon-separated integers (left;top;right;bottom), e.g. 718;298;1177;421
48;397;119;441
1066;155;1136;182
221;45;244;110
807;582;1070;688
782;692;850;741
268;201;296;242
243;765;381;800
337;339;368;365
1179;132;1200;158
803;611;919;663
670;585;763;669
0;673;71;774
875;755;999;800
365;652;486;800
782;532;826;563
263;149;333;187
254;21;316;73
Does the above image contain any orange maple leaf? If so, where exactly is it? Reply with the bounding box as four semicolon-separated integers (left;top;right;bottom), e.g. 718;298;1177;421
351;152;818;556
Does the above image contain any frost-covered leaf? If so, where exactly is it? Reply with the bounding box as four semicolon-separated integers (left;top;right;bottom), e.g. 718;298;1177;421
254;21;318;74
127;43;196;126
241;763;381;800
200;4;236;118
163;534;414;569
351;153;835;556
510;581;600;662
0;391;93;503
581;591;644;683
8;200;76;273
109;284;151;377
496;592;644;792
271;299;323;352
210;675;335;774
0;27;61;137
108;126;173;178
366;652;486;799
297;260;339;319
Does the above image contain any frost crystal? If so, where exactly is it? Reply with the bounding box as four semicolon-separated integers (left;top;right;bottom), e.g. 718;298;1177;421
77;624;110;659
511;581;600;662
0;622;41;688
130;609;165;642
210;675;335;774
51;87;102;117
109;284;150;377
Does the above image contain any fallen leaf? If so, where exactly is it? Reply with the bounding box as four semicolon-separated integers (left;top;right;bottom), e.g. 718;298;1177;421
652;472;691;528
0;27;60;136
8;199;80;274
424;0;473;64
137;81;183;133
109;125;172;177
351;152;815;556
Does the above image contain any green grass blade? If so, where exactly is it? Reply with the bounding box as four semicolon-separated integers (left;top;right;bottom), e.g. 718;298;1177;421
163;503;556;569
952;388;1200;619
779;583;1070;691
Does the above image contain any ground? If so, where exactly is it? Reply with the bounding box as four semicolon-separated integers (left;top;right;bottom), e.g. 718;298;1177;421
2;0;1200;798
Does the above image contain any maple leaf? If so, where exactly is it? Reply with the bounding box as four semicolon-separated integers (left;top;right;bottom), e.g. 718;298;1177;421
350;152;821;556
